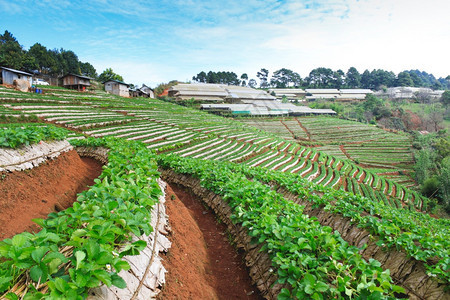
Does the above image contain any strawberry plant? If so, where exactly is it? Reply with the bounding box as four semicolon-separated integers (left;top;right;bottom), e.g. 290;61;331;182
0;124;68;148
157;154;405;299
0;137;161;298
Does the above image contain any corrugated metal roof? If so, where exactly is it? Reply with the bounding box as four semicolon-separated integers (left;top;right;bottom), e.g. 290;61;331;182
339;89;373;94
305;89;340;93
0;66;33;76
178;96;224;101
104;79;129;86
170;83;276;101
175;90;228;97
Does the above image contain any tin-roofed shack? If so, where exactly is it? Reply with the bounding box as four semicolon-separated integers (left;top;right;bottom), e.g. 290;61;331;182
61;74;92;91
0;66;33;91
104;79;130;97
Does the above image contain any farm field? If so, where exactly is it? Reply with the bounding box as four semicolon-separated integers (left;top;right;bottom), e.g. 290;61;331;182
1;86;449;299
241;117;416;186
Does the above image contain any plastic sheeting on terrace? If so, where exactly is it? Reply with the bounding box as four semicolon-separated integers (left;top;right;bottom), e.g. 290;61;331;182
201;102;336;116
168;83;276;102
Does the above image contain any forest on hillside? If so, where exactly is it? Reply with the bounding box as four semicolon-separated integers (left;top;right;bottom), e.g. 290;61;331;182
0;30;123;83
192;68;450;90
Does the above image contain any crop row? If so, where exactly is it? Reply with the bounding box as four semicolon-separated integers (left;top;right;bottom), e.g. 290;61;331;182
214;160;450;283
0;135;161;299
157;154;404;299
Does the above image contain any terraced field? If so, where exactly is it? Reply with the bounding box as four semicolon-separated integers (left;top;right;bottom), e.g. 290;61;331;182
241;116;416;187
1;85;449;299
0;86;424;210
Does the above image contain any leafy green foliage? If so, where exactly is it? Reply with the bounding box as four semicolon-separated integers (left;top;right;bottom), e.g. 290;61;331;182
0;124;68;148
98;68;124;83
0;136;161;298
157;154;405;299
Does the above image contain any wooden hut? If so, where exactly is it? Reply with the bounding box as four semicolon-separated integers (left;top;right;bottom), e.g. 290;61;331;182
61;74;92;91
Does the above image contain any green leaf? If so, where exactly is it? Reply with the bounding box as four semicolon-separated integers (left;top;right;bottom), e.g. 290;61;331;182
345;287;353;297
11;235;27;247
132;240;147;251
53;277;69;293
31;247;47;263
86;240;100;258
315;281;329;292
93;270;112;286
5;293;19;300
74;251;86;270
113;260;130;272
32;218;45;227
305;285;314;295
0;276;13;293
30;265;44;282
111;273;127;289
75;270;89;287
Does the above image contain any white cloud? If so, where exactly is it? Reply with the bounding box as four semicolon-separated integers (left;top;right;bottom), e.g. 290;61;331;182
1;0;448;84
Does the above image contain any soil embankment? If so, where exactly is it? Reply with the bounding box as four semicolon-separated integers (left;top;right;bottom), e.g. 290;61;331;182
158;183;262;300
0;150;103;240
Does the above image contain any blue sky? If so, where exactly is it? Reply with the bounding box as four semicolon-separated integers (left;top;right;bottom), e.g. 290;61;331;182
1;0;449;87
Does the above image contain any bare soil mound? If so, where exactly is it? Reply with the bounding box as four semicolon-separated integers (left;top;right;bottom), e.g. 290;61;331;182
0;150;103;240
158;183;262;300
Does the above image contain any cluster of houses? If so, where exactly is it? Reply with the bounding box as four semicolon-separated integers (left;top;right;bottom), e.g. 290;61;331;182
374;87;445;99
268;88;374;101
0;66;154;98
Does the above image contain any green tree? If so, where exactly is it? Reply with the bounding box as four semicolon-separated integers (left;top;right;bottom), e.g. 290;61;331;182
257;68;269;88
240;73;248;86
80;62;97;78
332;69;345;88
60;49;80;75
248;79;257;88
270;68;302;88
360;70;372;89
440;90;450;106
0;30;25;69
28;43;58;74
192;71;207;83
407;71;423;87
396;71;414;86
307;67;334;88
98;68;124;82
345;67;361;88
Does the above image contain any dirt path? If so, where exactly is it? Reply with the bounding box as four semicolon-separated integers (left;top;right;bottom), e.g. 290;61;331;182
0;150;103;240
158;183;262;300
295;118;312;140
339;144;352;160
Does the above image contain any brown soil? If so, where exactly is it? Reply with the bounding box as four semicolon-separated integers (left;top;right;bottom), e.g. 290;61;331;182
0;150;103;240
158;183;262;300
294;118;311;140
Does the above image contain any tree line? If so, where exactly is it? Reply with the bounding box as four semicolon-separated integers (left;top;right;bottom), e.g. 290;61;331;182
192;67;450;90
0;30;123;83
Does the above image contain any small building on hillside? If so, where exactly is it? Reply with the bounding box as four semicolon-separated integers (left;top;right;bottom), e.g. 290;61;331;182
140;84;155;98
0;66;33;86
104;79;130;97
61;74;92;91
268;88;307;101
168;83;276;102
129;85;155;98
169;83;229;101
305;89;341;100
377;87;444;100
337;89;373;101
